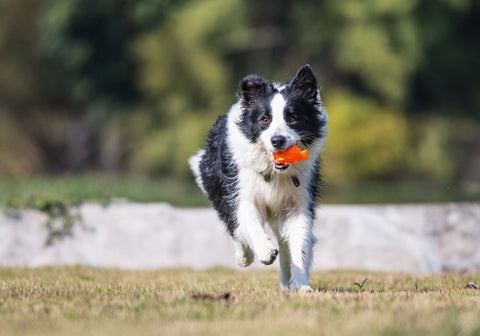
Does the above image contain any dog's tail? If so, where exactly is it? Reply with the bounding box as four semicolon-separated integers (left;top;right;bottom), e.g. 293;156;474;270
188;150;207;195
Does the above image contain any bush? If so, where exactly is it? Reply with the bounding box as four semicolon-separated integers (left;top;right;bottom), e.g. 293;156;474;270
0;113;43;176
129;114;210;176
322;90;409;184
408;117;455;182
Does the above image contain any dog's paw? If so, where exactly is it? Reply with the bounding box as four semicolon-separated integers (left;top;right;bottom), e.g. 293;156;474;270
237;254;254;267
234;241;254;267
289;279;313;292
259;248;278;265
282;284;314;293
236;248;254;267
299;285;314;293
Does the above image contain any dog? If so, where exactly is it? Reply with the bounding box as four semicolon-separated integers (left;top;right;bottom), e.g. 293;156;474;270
189;64;328;292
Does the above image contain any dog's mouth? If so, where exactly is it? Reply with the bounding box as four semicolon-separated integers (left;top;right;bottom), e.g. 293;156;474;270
274;162;290;171
269;152;291;171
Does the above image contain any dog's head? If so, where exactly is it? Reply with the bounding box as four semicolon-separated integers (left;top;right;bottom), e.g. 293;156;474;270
237;64;328;172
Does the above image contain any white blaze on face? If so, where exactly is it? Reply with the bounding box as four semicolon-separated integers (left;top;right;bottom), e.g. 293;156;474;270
261;93;299;152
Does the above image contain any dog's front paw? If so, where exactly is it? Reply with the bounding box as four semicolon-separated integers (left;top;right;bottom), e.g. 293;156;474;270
237;254;254;267
235;244;254;267
259;248;278;265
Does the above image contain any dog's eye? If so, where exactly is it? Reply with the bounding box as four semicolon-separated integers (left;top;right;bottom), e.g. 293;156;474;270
287;115;297;124
261;115;271;125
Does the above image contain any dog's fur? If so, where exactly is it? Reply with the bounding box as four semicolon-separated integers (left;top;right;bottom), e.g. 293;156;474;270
189;65;328;291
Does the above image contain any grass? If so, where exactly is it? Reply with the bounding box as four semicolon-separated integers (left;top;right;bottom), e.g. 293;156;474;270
323;180;480;204
1;267;480;336
0;175;209;209
1;175;479;210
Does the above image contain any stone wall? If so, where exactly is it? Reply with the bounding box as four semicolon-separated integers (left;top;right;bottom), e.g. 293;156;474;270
1;202;479;273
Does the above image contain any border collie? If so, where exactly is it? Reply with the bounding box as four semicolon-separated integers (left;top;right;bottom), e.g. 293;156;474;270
189;64;328;292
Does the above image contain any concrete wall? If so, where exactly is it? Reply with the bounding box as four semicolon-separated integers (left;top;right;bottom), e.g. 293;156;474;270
1;202;479;273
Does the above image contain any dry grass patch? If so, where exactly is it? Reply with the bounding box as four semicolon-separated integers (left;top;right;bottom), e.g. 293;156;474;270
0;267;479;335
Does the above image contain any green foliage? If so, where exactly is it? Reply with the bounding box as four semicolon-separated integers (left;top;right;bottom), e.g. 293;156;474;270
130;115;209;176
323;90;409;183
335;20;418;104
40;0;134;111
0;114;43;176
30;197;79;245
0;175;208;208
322;90;478;185
133;0;248;115
132;0;249;175
0;0;479;188
412;0;480;117
3;192;80;246
39;0;187;114
323;180;480;204
0;0;43;106
409;118;456;181
292;0;420;105
1;175;479;207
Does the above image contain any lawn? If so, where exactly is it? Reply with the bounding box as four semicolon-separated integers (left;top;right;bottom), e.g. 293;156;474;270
1;267;479;336
0;175;209;208
1;175;479;210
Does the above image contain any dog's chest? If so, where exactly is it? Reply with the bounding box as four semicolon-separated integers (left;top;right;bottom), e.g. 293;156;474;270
240;170;305;210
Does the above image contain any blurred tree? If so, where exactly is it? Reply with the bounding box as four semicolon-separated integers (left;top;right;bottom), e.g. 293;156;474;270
0;0;44;106
0;113;43;176
132;0;250;175
410;0;480;118
291;0;420;106
0;0;50;176
31;0;190;172
409;117;456;181
323;90;409;183
0;0;478;184
40;0;187;117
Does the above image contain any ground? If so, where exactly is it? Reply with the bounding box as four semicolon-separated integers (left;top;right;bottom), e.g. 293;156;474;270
1;267;479;336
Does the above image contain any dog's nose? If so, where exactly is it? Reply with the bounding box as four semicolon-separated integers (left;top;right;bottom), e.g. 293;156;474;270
271;135;287;149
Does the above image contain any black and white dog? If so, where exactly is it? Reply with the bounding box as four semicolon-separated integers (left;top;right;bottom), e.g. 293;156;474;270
189;65;328;292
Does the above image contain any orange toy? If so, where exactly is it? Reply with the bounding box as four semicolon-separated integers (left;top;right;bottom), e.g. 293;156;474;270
273;145;308;165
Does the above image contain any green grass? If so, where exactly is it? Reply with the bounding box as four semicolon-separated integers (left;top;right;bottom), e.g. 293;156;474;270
1;175;479;210
0;175;209;209
1;267;480;336
323;180;480;204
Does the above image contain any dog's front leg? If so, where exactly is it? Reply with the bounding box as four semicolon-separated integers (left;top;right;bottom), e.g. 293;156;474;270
282;209;316;292
235;200;278;265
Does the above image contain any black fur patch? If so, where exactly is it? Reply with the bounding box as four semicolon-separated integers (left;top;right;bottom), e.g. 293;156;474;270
237;74;276;143
281;64;326;147
199;115;239;235
307;158;322;219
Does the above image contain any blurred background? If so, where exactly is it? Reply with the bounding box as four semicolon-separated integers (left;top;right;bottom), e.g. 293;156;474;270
1;0;479;206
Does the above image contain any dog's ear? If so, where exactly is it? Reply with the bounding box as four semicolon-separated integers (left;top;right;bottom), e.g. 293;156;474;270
290;64;318;104
240;74;272;107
